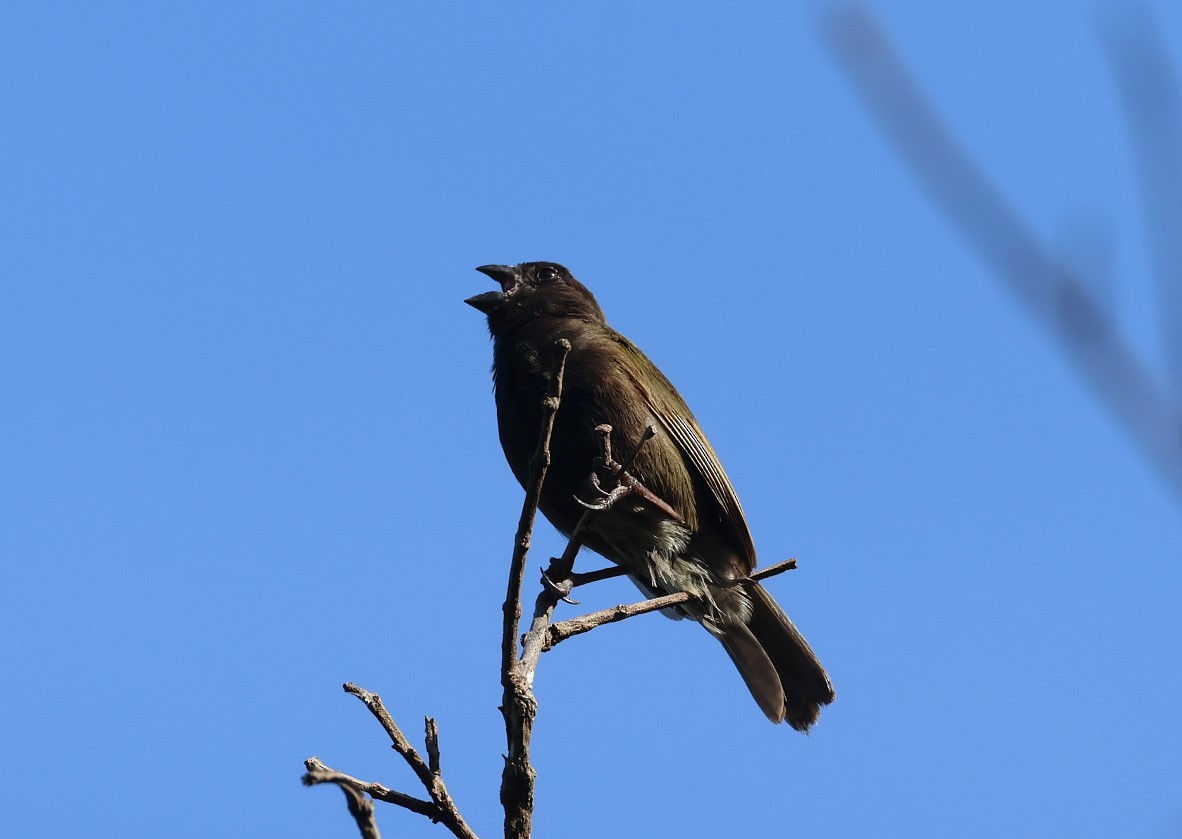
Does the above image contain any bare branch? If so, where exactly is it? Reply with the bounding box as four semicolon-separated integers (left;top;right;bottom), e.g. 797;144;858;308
517;533;591;685
570;565;629;588
503;414;664;835
542;559;798;652
501;339;572;675
425;717;441;777
750;558;800;582
340;684;477;839
500;338;571;839
303;757;435;821
337;780;383;839
544;591;692;650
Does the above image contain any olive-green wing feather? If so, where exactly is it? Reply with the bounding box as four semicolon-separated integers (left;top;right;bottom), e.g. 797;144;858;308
613;334;758;571
654;410;757;569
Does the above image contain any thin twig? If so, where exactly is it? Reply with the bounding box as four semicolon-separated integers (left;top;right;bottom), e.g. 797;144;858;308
561;543;786;595
749;558;799;582
425;717;441;777
341;684;477;839
500;338;571;839
338;780;383;839
542;557;628;607
303;757;436;821
542;559;798;651
503;415;657;833
543;591;692;650
517;523;592;685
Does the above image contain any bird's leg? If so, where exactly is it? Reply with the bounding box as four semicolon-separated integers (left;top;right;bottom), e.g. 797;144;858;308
609;472;684;523
557;424;683;602
540;564;580;604
587;425;687;523
573;424;632;509
588;424;653;485
570;565;629;587
573;425;682;522
614;425;656;474
575;481;632;511
542;564;630;607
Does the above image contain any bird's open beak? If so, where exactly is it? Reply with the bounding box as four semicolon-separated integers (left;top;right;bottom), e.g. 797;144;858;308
474;264;517;287
466;264;517;313
464;290;504;313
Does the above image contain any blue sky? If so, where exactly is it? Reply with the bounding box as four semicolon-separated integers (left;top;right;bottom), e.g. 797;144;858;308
3;3;1181;837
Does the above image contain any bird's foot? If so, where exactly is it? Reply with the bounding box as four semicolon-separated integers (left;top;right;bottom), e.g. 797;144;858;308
574;484;631;512
540;568;580;604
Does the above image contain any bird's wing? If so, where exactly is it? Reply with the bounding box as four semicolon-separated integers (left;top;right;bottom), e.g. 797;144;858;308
654;408;758;570
613;336;759;571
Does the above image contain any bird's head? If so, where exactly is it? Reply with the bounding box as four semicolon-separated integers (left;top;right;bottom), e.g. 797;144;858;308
465;262;605;334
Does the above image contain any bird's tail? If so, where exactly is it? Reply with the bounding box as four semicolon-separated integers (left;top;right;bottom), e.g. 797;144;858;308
715;581;834;730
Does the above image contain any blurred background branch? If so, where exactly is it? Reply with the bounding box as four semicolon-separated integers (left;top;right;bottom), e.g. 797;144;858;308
1101;6;1182;396
822;2;1182;507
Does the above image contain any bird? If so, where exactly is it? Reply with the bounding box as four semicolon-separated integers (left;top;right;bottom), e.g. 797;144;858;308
466;261;834;730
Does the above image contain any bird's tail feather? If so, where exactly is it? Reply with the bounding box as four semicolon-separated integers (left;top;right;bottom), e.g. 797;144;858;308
717;582;834;730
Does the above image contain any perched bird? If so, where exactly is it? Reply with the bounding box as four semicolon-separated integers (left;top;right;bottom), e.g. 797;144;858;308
466;261;834;729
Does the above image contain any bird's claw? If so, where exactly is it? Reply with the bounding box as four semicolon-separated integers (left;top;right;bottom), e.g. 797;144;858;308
588;464;623;497
587;471;609;497
575;484;630;511
540;568;580;604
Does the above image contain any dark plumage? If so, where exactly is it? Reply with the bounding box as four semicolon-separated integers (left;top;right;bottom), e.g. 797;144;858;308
466;261;834;730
